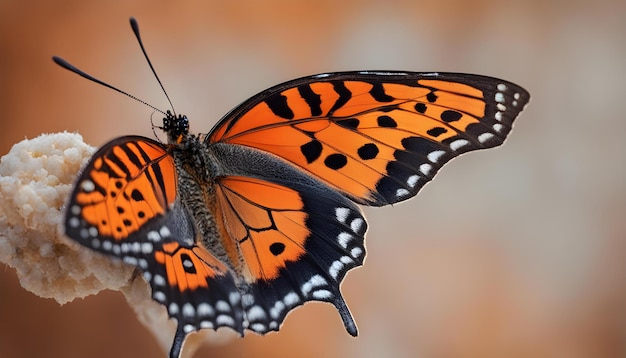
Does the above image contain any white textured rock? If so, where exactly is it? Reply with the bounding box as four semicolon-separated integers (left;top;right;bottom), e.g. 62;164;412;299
0;133;235;357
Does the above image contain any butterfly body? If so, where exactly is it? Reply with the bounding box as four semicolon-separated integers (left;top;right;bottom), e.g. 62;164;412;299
62;68;529;358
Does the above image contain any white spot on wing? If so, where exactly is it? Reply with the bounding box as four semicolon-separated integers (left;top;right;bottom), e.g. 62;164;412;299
141;242;153;254
147;231;161;242
335;207;350;223
250;323;266;332
81;180;95;192
495;92;505;103
350;218;364;233
301;274;327;296
153;291;166;303
159;226;171;238
351;247;363;258
153;274;166;287
216;300;230;312
283;292;300;306
229;292;241;305
247;305;266;321
337;232;353;249
427;150;446;163
216;314;235;327
312;290;333;300
68;217;80;228
109;245;121;256
396;188;410;198
478;133;495;143
183;303;196;318
450;139;470;151
269;301;285;320
329;261;344;279
242;293;255;306
329;255;355;280
197;303;214;317
497;83;508;91
341;256;354;265
419;163;432;176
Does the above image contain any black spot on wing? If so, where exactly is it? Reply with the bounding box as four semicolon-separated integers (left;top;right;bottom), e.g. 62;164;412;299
369;82;394;102
298;84;323;116
415;103;427;114
357;143;379;160
401;136;441;154
269;242;286;256
324;153;348;170
336;118;360;129
328;81;352;115
441;110;462;123
426;92;438;103
377;115;397;128
427;127;448;137
131;189;144;201
265;94;294;119
301;140;323;163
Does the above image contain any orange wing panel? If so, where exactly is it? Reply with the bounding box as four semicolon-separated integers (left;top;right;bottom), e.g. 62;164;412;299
73;138;177;240
215;176;309;281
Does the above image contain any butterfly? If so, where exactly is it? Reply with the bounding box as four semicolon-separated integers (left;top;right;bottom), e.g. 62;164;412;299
57;17;529;358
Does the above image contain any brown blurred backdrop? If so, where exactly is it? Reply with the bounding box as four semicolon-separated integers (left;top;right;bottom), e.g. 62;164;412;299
2;1;626;357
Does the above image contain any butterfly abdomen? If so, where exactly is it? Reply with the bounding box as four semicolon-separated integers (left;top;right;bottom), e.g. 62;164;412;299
169;140;242;270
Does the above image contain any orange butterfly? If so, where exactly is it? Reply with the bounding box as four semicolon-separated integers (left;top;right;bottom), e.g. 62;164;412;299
58;18;529;358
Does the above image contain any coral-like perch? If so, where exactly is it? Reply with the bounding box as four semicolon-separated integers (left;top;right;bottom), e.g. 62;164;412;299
0;133;231;357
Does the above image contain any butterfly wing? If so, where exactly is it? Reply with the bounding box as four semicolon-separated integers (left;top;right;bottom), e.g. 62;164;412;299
208;71;530;206
63;71;530;356
208;143;365;335
64;137;244;358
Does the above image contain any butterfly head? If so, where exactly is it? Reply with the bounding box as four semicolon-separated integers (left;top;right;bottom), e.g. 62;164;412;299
162;110;189;144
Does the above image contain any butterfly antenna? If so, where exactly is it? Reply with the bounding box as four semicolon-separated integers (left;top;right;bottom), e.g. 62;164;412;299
52;56;167;116
129;17;177;117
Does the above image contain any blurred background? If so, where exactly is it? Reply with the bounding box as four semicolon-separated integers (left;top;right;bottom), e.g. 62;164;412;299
1;1;625;357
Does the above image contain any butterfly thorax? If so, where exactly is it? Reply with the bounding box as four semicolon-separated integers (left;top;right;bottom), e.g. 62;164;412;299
168;130;244;274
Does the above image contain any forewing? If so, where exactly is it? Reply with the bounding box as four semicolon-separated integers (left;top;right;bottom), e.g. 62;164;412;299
63;137;244;358
208;72;530;206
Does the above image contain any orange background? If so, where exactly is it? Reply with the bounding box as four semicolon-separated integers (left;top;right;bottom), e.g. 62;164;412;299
2;1;626;357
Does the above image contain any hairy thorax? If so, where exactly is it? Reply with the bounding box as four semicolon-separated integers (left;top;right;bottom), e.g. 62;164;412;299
169;135;242;274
